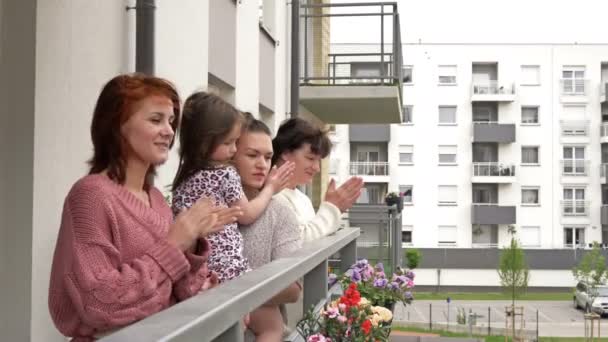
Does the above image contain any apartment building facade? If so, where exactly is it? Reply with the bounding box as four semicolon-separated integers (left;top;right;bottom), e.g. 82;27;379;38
331;43;608;251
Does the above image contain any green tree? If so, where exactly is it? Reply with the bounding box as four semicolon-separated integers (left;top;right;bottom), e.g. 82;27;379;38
498;229;529;339
405;249;422;269
572;242;608;292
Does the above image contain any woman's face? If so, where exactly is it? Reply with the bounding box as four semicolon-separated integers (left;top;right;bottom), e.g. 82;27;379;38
234;131;273;189
120;95;175;167
280;143;321;186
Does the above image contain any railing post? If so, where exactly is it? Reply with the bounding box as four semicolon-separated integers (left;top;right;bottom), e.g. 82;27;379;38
340;240;357;274
304;260;328;311
214;321;245;342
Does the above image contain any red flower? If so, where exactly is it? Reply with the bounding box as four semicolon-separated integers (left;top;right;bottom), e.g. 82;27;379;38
340;283;361;308
361;319;372;335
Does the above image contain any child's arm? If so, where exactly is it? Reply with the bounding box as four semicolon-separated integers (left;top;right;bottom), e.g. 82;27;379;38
230;162;295;225
233;162;294;225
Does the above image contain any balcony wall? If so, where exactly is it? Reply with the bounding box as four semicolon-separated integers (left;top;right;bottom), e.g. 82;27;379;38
349;124;390;142
472;123;515;143
471;205;516;225
209;0;236;87
602;205;608;225
259;27;276;112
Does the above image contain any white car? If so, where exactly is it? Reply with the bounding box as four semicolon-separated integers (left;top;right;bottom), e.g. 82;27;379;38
574;281;608;315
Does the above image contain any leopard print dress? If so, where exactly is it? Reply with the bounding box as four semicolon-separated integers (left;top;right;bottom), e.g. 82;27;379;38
172;166;250;283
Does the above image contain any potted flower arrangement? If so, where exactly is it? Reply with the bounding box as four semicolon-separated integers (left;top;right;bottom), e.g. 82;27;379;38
384;192;403;212
297;283;393;341
332;259;414;311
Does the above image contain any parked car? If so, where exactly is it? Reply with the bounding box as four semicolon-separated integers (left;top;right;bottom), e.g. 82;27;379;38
574;281;608;315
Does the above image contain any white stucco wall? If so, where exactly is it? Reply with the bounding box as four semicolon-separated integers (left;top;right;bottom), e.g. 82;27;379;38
414;268;576;288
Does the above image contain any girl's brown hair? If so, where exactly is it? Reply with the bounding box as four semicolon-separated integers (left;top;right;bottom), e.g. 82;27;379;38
172;91;242;191
88;74;180;190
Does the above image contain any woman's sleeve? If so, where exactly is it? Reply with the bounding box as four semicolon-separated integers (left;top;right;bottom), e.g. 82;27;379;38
173;239;213;300
49;192;191;330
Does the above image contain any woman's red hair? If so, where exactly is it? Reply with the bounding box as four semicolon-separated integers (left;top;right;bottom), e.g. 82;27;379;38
88;74;181;189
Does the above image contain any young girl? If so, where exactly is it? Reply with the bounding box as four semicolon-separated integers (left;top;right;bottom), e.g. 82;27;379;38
172;92;293;341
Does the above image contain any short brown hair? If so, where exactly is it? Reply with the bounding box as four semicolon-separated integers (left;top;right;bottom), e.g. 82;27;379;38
88;74;181;189
271;117;332;165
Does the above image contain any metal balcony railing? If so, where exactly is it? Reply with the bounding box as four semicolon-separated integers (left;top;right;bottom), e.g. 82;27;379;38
561;159;589;176
472;162;515;177
471;81;515;95
561;200;590;216
560;79;589;96
300;2;403;89
349;161;389;176
560;120;589;136
100;228;360;342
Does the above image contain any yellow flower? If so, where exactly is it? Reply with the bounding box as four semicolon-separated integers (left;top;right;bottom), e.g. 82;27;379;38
371;306;393;322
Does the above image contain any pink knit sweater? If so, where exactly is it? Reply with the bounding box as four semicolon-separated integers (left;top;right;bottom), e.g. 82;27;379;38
48;174;213;341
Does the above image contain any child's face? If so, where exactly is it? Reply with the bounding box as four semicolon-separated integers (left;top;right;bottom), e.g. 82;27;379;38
211;122;241;163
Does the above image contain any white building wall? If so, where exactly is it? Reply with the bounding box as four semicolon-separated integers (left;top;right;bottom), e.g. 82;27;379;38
415;268;575;288
332;43;608;250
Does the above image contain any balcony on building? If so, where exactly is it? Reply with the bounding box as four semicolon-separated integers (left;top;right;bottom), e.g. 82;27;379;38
471;102;515;143
208;0;237;94
560;120;590;143
559;78;590;103
601;63;608;103
298;2;403;124
471;184;516;225
349;140;389;182
471;162;516;183
601;122;608;144
560;159;590;177
470;63;515;102
471;224;499;248
602;205;608;225
561;200;590;217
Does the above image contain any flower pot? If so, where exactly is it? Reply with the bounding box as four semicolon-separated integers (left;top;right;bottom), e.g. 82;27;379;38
386;197;404;212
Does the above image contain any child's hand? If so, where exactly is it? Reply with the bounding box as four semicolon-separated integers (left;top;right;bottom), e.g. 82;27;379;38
265;161;295;194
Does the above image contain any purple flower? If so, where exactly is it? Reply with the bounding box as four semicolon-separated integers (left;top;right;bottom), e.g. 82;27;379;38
394;275;408;284
404;291;413;299
361;267;373;281
406;271;415;279
350;270;362;282
374;278;388;288
376;271;386;279
375;262;385;272
328;273;338;287
389;281;400;290
356;259;369;268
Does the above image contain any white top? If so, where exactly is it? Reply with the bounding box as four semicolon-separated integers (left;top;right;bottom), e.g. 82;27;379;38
274;188;341;242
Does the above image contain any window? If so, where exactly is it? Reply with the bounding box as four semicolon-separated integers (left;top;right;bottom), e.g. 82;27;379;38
438;65;457;85
438;145;457;164
438;226;457;246
438;106;457;124
521;187;540;205
402;65;413;84
521;226;541;247
521;146;539;164
402;225;413;245
521;106;539;124
399;185;413;204
562;66;586;94
563;146;586;175
402;105;413;124
520;65;540;85
399;145;413;164
438;185;457;205
564;226;586;248
563;187;587;216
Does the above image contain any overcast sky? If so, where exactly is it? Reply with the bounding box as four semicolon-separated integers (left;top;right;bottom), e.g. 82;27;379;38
329;0;608;44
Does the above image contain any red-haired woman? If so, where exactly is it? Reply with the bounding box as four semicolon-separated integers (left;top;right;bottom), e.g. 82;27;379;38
48;74;242;341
